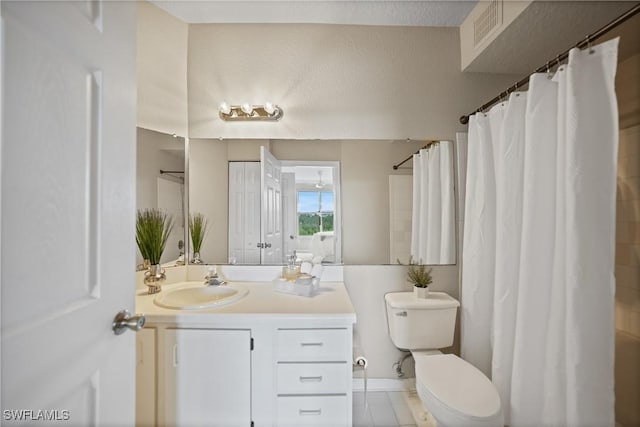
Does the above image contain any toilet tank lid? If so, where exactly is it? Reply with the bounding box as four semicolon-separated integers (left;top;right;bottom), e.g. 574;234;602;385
384;292;460;309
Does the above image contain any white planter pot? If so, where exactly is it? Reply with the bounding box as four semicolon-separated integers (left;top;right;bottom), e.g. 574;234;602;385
414;286;429;299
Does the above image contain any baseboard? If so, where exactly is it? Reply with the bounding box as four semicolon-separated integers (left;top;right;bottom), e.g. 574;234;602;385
352;377;415;392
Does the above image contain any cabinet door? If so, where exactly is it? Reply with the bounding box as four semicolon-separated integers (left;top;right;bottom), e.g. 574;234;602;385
136;328;156;427
163;329;251;426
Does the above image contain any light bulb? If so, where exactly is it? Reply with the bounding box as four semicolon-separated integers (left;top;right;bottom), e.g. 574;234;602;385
264;102;276;115
219;102;231;115
241;103;253;115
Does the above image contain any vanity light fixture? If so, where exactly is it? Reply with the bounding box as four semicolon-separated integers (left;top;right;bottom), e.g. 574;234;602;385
218;102;284;121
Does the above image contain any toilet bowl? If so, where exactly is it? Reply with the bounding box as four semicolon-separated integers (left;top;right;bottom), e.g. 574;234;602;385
413;352;503;427
384;292;503;427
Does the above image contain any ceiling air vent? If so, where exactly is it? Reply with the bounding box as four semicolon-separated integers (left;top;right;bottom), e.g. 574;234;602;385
474;0;503;47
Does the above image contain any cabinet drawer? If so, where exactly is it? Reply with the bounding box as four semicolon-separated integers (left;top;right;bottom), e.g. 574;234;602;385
277;329;349;362
277;363;349;394
276;395;348;426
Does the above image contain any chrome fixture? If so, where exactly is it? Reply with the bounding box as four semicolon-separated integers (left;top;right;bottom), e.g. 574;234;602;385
218;102;284;121
204;267;226;286
144;264;166;294
112;310;146;335
393;351;413;378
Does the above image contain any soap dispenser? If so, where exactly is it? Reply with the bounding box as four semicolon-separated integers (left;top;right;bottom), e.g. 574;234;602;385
283;253;300;281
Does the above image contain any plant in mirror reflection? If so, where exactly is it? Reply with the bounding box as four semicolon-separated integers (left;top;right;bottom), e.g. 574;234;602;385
189;212;209;254
136;209;173;265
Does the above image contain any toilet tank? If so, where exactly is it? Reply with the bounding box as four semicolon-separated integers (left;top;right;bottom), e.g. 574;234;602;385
385;292;460;350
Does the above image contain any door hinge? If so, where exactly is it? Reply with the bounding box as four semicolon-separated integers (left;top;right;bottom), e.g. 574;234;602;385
250;337;254;351
250;421;254;427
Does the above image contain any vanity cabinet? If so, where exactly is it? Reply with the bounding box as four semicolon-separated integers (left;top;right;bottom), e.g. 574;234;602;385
161;328;252;427
275;328;352;426
136;280;356;426
136;328;156;427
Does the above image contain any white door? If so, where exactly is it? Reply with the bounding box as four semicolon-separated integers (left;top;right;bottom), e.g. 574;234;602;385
162;329;252;426
228;162;247;263
1;2;137;425
244;162;261;263
228;162;260;264
260;147;283;264
282;172;298;257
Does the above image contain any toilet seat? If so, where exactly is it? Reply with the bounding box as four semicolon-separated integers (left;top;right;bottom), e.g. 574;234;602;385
414;353;503;427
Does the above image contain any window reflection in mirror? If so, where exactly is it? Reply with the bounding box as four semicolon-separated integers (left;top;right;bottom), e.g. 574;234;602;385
281;163;340;265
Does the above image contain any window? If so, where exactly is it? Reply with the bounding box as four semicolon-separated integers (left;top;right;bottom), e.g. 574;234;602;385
298;191;334;236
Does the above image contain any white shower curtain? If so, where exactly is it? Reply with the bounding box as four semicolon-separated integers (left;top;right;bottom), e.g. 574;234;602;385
410;141;455;265
461;38;619;427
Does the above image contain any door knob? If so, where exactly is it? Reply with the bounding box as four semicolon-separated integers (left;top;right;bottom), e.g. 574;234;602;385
112;310;145;335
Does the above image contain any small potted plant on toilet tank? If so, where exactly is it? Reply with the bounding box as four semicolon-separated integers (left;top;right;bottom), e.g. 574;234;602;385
406;257;432;298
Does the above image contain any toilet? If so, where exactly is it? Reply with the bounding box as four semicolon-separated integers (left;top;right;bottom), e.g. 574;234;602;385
385;291;503;427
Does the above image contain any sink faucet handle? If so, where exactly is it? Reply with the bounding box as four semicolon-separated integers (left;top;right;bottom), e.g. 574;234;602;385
204;266;217;280
204;266;226;286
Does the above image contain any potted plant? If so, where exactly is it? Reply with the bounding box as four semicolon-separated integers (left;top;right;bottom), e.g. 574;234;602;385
189;212;208;264
406;257;433;299
136;208;173;294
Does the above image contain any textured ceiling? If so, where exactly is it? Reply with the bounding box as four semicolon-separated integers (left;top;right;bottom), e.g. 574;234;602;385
149;0;478;26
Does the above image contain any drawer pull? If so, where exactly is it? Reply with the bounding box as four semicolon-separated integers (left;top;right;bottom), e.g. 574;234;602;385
299;375;323;382
299;409;322;416
395;311;407;317
300;342;324;347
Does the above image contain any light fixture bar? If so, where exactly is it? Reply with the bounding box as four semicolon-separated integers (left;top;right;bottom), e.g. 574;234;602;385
219;103;284;122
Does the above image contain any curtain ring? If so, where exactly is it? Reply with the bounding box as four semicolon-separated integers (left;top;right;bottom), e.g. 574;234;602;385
586;35;594;54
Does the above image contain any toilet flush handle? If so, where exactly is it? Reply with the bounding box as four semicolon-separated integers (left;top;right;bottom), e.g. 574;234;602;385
395;311;407;317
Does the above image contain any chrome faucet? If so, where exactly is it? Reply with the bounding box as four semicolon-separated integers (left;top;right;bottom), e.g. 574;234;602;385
204;267;226;286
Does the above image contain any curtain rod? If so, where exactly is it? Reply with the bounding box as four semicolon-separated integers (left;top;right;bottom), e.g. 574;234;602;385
459;2;640;125
392;140;439;170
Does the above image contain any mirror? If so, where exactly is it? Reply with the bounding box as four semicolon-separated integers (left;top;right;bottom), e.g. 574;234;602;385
134;133;456;266
187;138;456;265
135;128;186;267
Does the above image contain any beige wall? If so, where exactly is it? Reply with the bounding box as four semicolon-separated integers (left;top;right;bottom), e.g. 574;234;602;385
187;24;519;140
137;1;189;136
615;52;640;427
136;128;184;212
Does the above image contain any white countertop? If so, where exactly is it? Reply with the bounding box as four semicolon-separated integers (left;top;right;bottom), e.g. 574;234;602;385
136;281;357;325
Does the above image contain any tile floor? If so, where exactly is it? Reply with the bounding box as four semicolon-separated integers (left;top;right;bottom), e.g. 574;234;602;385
353;391;437;427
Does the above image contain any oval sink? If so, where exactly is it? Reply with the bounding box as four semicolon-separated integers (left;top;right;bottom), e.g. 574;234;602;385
154;282;248;310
